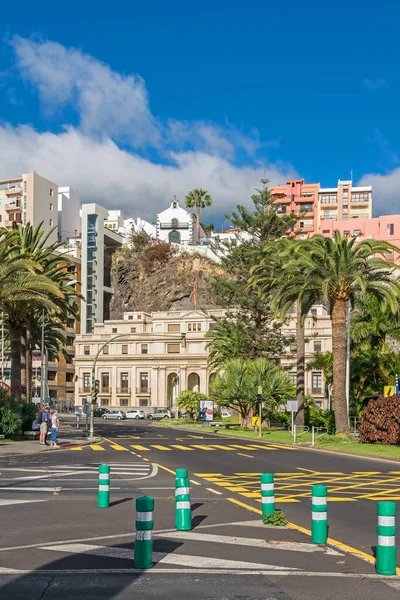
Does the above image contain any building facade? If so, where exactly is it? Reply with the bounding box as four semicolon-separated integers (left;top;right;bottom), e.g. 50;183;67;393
0;172;59;243
156;198;195;245
74;308;332;412
80;204;124;334
58;186;81;242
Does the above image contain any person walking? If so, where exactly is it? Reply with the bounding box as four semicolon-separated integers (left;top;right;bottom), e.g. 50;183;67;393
39;405;50;446
50;409;60;448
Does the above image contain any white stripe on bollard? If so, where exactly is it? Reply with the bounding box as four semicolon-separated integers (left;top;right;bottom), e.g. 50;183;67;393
99;474;109;480
98;485;109;491
176;501;191;509
312;512;327;521
261;496;275;504
378;535;396;546
312;497;326;506
136;530;152;541
378;516;396;527
175;487;190;495
137;511;154;522
261;483;274;491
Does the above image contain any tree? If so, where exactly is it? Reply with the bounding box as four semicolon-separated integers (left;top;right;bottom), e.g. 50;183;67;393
262;232;400;433
185;188;213;243
209;180;297;364
351;293;400;350
210;357;295;426
176;390;207;419
203;223;215;236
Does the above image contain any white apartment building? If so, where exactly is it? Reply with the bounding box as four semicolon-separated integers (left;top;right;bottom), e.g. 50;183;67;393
0;172;59;243
58;186;81;241
74;307;332;412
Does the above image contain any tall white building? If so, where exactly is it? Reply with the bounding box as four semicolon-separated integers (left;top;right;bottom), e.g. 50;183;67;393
156;198;196;244
58;186;81;241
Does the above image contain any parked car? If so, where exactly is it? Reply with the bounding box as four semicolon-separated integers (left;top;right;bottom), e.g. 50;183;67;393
125;409;145;420
102;410;126;420
93;407;108;417
221;410;232;418
147;409;172;420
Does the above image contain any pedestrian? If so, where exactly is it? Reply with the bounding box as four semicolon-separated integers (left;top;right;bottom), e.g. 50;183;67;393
39;405;50;446
50;409;60;448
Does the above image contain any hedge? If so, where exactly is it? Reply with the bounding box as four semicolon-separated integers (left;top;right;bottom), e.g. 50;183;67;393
358;395;400;445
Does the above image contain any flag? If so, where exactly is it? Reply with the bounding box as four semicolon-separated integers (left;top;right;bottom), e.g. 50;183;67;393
190;283;197;309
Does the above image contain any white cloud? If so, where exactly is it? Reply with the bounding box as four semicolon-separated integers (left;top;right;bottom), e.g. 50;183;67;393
358;169;400;216
0;124;296;222
363;78;388;91
0;36;297;223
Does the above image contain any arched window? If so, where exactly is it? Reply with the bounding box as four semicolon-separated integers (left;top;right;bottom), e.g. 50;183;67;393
173;202;177;208
171;218;178;228
169;230;181;244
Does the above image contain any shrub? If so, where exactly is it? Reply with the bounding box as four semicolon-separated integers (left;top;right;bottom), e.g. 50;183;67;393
262;510;288;526
0;396;37;435
0;407;22;436
358;396;400;444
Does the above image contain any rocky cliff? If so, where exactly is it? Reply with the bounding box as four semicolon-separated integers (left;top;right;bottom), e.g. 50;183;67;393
110;244;223;317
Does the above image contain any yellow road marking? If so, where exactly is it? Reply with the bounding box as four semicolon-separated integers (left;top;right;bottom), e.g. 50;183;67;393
151;445;172;451
210;445;235;450
194;473;224;477
70;447;83;451
170;445;194;450
190;480;201;486
328;497;358;501
142;457;149;462
191;445;214;451
155;463;175;475
89;445;105;451
237;453;254;458
130;445;151;451
187;435;204;439
246;445;275;451
110;444;129;451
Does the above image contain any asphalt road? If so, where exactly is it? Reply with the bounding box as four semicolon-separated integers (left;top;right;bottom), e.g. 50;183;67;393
0;418;399;599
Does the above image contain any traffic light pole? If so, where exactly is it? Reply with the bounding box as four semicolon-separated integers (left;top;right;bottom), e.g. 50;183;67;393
89;332;187;439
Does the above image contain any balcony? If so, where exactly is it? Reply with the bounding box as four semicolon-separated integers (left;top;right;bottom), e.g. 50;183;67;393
101;387;111;394
4;219;22;228
79;387;91;394
5;186;23;196
312;388;322;395
117;387;131;394
136;386;151;394
5;201;22;212
159;223;189;229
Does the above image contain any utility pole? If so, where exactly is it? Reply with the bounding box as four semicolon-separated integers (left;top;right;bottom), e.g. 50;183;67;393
345;300;351;426
40;308;45;408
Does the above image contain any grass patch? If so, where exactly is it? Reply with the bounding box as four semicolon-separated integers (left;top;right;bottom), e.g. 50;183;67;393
209;427;313;444
315;439;400;459
0;438;12;444
263;510;288;526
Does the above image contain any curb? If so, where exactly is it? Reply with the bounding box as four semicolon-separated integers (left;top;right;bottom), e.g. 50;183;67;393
0;437;101;458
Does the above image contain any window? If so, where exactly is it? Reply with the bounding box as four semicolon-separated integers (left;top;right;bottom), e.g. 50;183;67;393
140;373;149;392
49;219;53;227
322;229;330;233
188;323;192;331
351;192;370;203
171;218;178;228
137;315;142;320
112;328;117;333
131;327;136;333
141;344;148;354
101;373;110;392
101;398;109;407
50;188;54;196
66;336;74;346
314;341;322;352
352;229;362;236
122;344;128;354
120;373;129;389
83;346;90;355
139;398;148;406
173;201;177;208
120;398;129;407
387;224;395;236
197;323;201;331
168;323;180;332
312;372;322;392
66;373;74;383
344;230;350;235
83;372;90;390
320;194;337;204
49;203;53;211
48;371;56;381
128;315;134;320
167;343;180;353
311;308;317;316
299;221;305;228
103;346;109;355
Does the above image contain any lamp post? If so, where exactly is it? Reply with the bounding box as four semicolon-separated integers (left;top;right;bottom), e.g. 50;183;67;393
257;385;263;438
89;332;187;439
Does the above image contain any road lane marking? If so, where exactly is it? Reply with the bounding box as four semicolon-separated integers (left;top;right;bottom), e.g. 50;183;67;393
89;445;105;451
190;480;201;486
0;499;48;506
210;445;235;450
151;445;172;451
130;445;150;451
207;488;223;495
190;445;214;451
158;531;342;555
154;463;176;475
237;453;254;458
70;447;83;451
170;445;194;450
109;444;129;451
0;487;62;492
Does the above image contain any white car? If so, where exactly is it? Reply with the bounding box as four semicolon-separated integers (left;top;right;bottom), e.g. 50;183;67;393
221;410;232;418
125;409;145;420
102;410;126;420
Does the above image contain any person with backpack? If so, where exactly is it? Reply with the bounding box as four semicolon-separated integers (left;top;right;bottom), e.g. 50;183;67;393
38;405;50;446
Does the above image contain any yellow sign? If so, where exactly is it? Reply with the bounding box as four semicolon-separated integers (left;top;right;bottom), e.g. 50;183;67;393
252;416;260;427
384;386;395;397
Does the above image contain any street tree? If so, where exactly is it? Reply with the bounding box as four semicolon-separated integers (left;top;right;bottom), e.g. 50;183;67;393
185;188;213;243
176;390;207;419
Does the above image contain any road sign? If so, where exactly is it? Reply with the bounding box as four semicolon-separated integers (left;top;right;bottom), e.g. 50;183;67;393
384;386;395;397
286;400;298;412
252;416;260;427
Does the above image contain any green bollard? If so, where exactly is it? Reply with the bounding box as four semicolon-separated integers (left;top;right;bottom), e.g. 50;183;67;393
175;477;192;531
311;484;328;544
176;468;189;480
376;501;397;576
134;496;154;569
260;473;275;517
98;464;110;508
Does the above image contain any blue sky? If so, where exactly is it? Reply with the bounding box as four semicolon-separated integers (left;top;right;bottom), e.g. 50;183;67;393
1;0;399;222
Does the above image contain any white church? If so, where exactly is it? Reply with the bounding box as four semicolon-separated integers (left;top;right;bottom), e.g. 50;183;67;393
156;197;206;245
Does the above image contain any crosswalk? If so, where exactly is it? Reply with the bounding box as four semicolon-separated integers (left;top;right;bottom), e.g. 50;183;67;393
73;442;295;453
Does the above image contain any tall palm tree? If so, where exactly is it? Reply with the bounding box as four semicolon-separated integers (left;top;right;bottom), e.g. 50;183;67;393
3;223;80;399
267;232;400;433
351;293;400;350
185;188;213;243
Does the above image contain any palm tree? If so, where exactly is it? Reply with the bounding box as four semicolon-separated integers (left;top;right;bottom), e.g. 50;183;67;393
185;188;213;243
267;232;400;433
351;293;400;350
210;357;295;426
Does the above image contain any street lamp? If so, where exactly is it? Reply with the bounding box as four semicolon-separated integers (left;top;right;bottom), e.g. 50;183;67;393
88;332;187;439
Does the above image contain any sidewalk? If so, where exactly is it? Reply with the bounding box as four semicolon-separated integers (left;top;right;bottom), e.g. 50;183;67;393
0;421;98;457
